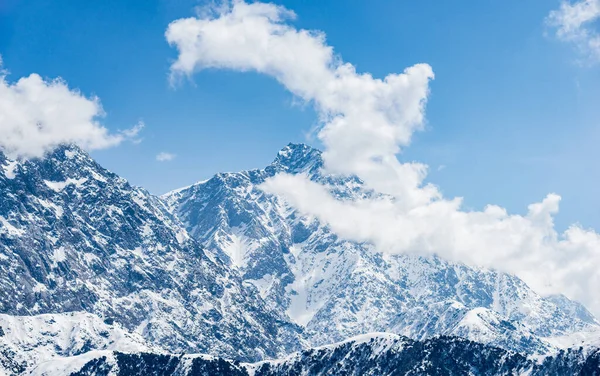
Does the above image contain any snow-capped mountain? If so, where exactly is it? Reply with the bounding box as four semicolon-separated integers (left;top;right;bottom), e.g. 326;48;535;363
28;333;600;376
0;145;303;368
3;142;600;375
164;143;599;354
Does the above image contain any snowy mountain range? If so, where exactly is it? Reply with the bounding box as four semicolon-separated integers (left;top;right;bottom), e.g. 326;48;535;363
0;145;302;372
1;143;600;375
163;143;599;354
24;334;600;376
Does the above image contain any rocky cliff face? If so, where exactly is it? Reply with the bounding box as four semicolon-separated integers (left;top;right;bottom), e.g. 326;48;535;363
0;146;303;366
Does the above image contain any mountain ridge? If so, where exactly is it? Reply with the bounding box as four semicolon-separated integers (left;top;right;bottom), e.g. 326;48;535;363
2;143;600;375
27;333;600;376
163;142;599;354
0;145;304;366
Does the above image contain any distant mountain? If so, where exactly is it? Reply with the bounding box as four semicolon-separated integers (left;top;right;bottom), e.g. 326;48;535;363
28;333;600;376
164;143;599;354
0;145;303;369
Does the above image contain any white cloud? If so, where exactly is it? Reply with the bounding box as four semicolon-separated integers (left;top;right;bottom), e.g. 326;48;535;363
261;176;600;314
547;0;600;62
167;1;600;317
0;69;142;159
166;0;434;206
156;152;176;162
122;121;145;141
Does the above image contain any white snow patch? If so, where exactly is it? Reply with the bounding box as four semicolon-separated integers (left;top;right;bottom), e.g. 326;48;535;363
163;179;209;197
197;301;214;313
322;332;402;348
284;243;332;326
141;224;154;238
0;216;24;237
36;198;64;218
176;229;189;245
83;252;99;265
29;350;116;376
451;307;501;344
88;169;107;183
249;274;276;300
44;178;88;192
51;247;67;266
130;247;145;259
217;228;249;268
2;160;18;179
131;193;148;211
32;283;48;293
544;328;600;351
0;312;153;375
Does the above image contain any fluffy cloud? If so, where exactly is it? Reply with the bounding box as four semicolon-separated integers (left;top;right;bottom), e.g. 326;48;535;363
166;2;434;207
0;69;143;159
261;176;600;309
167;1;600;316
547;0;600;62
156;152;176;162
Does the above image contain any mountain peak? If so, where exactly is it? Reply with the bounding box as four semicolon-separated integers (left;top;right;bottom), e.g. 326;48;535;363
0;143;89;161
0;144;304;363
44;143;97;164
1;144;98;182
269;143;323;175
278;142;318;155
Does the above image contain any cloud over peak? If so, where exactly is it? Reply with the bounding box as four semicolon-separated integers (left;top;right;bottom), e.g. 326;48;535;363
0;70;143;159
167;1;600;317
166;0;435;206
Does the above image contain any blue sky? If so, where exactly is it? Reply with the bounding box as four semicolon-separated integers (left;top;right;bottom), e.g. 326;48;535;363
1;0;599;231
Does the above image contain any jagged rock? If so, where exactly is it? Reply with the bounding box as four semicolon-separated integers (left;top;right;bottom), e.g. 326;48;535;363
0;146;303;367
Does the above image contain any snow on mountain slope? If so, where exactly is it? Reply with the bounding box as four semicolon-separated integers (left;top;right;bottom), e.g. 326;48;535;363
543;328;600;356
0;312;152;376
27;333;600;376
164;143;600;354
0;146;303;363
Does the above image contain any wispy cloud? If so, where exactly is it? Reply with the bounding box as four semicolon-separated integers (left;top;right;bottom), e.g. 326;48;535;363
547;0;600;62
0;62;142;159
156;152;176;162
121;121;145;144
168;1;600;317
